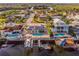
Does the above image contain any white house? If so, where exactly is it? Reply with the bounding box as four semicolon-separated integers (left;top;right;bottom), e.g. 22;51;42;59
66;14;79;20
48;7;53;10
30;7;34;11
52;18;69;33
5;22;16;27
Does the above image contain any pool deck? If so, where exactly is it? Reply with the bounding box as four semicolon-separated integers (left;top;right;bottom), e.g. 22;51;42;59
32;34;50;38
25;34;50;39
53;34;71;38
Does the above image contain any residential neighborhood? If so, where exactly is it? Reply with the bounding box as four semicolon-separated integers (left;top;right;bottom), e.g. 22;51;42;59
0;3;79;56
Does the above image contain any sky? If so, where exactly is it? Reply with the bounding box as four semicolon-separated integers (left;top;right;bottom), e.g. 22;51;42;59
0;0;79;3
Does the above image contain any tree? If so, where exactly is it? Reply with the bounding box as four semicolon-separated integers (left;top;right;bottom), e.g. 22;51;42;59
47;15;52;21
69;26;76;37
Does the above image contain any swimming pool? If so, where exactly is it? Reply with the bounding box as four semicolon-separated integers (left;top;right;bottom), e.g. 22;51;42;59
6;34;20;40
32;33;44;36
4;31;22;40
6;35;18;40
54;33;65;37
55;34;64;36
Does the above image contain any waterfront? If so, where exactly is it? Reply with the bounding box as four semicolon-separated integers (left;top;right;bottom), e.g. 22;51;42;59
0;3;79;56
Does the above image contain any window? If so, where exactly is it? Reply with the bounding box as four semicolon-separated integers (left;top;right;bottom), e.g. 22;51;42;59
39;29;44;33
61;23;64;25
61;27;64;29
61;31;64;32
57;30;64;33
57;27;61;29
33;40;38;43
57;31;60;32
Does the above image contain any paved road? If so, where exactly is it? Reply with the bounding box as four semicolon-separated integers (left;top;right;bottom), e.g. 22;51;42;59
26;13;35;24
22;13;35;28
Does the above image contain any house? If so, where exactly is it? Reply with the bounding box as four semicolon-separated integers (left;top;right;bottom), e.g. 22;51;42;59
70;23;79;40
39;14;47;20
52;15;62;19
5;22;16;27
24;14;30;19
13;14;25;19
73;28;79;40
52;18;69;34
2;29;22;41
48;7;53;11
66;13;79;20
70;20;79;27
66;14;75;20
51;18;76;46
30;7;34;11
25;24;50;47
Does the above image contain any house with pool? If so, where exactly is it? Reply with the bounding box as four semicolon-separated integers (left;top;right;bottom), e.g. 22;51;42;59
2;24;23;41
51;18;75;46
70;20;79;38
26;24;53;47
3;30;22;41
51;18;70;39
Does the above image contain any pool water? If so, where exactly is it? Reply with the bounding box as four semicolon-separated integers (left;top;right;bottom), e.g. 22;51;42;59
32;33;44;36
6;34;20;40
55;34;65;37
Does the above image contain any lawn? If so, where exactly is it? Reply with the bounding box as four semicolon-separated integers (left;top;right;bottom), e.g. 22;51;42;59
0;19;6;30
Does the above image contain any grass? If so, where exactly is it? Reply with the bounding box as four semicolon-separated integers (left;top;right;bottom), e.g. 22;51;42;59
0;19;6;30
54;4;79;11
33;18;44;23
0;19;6;23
